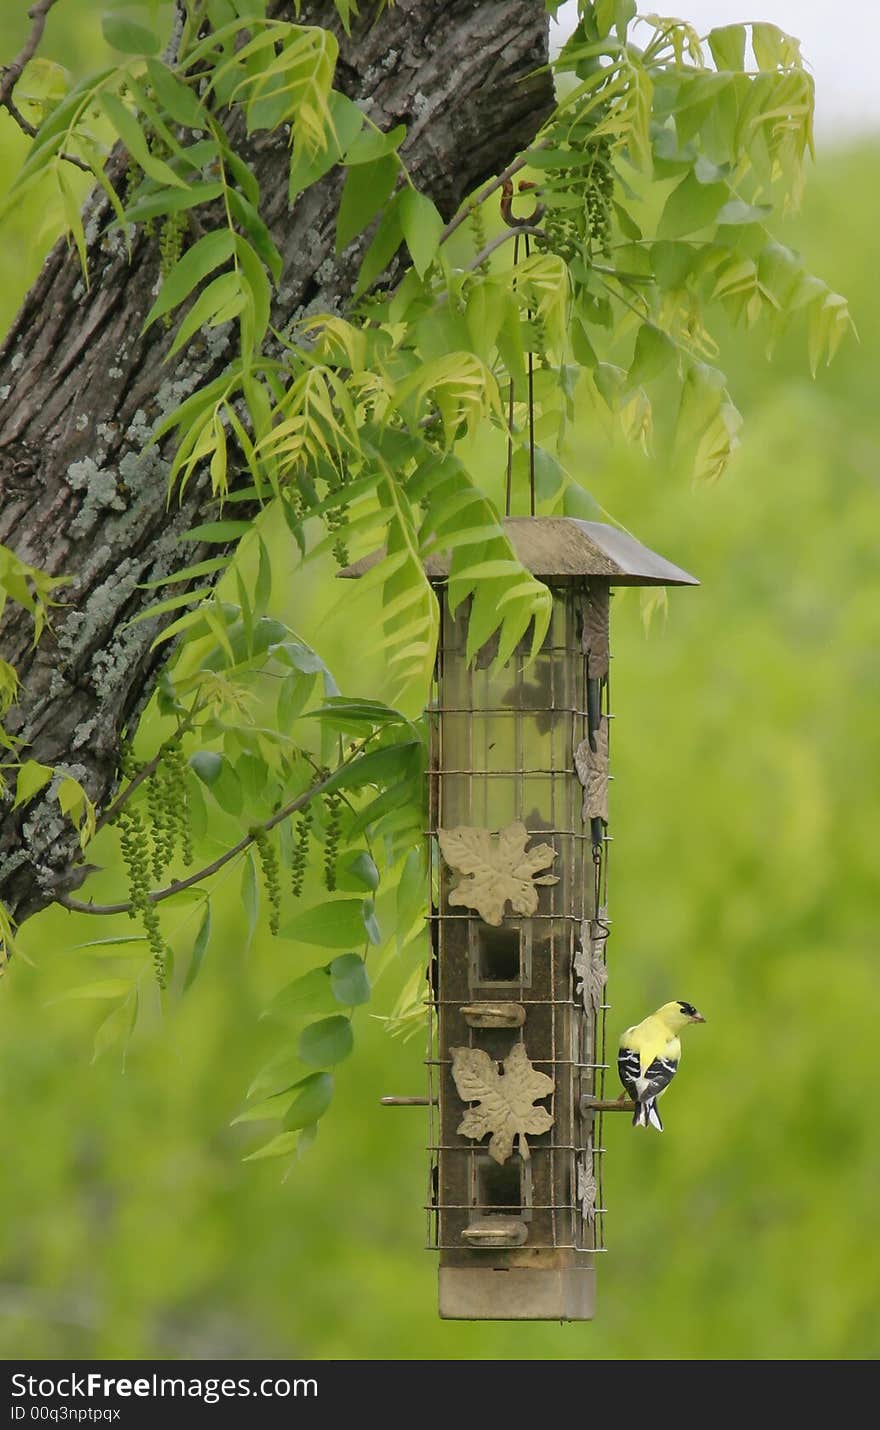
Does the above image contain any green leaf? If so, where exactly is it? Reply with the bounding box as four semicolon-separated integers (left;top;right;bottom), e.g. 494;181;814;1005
235;235;271;356
282;1072;334;1130
288;89;364;200
101;11;161;55
247;1050;310;1101
693;155;727;185
73;935;148;951
708;25;746;72
143;230;236;329
232;1090;295;1125
715;198;773;226
183;901;211;992
628;323;676;388
13;759;54;810
274;640;330;676
751;22;801;72
144;58;205;127
54;979;135;1002
56;776;95;848
613;199;642;240
124;586;213;628
189;750;223;786
651;240;697;291
100;92;184;187
336;153;398;252
676;361;741;483
178;519;251;544
228;190;282;284
344;122;406;165
297;1015;353;1067
139;557;229;589
329;953;370;1007
186;782;208;842
210;757;242;814
57;163;89;280
304;697;407;732
394;846;425;951
254;538;272;618
399;187;443;277
354;191;403;296
231;754;262;815
277;670;317;726
334;850;379;893
658;172;727;239
167;271;244;359
243;1131;300;1162
123;182;224;225
264;966;337;1022
91;995;137;1063
280;900;371;948
322;741;422;797
361;898;382;946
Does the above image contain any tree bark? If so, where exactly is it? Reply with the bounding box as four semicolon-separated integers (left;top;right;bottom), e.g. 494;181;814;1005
0;0;552;922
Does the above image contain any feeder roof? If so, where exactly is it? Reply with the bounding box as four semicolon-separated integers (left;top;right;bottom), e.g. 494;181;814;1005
339;517;699;587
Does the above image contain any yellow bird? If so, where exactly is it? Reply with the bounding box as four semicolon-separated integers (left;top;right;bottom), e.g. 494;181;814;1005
617;1000;706;1131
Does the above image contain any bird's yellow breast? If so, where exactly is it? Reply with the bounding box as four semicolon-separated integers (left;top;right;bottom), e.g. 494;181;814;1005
621;1017;682;1075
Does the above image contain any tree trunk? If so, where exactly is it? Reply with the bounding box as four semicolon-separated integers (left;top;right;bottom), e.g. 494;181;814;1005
0;0;552;922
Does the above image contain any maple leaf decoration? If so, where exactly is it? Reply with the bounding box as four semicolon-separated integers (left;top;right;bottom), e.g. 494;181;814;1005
451;1043;555;1164
577;1140;597;1226
574;716;609;823
438;820;559;926
574;912;608;1015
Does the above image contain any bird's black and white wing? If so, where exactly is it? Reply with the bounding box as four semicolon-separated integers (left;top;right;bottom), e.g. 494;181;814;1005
640;1055;679;1101
617;1047;642;1100
618;1049;679;1102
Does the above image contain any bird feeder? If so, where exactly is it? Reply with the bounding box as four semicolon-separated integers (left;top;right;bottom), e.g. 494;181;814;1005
418;517;697;1321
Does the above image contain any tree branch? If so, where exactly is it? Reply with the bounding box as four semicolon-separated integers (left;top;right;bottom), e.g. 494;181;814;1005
93;706;200;837
438;146;547;248
0;0;91;171
0;0;61;108
467;224;547;272
58;761;345;917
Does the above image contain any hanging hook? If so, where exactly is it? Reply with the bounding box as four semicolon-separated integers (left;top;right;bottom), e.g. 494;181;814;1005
500;178;546;230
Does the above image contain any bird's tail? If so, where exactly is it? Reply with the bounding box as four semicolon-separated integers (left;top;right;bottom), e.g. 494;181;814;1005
632;1098;663;1132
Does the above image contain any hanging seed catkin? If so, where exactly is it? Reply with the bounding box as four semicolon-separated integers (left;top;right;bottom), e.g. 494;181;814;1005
585;136;613;259
323;792;342;893
161;739;193;865
146;769;171;881
469;204;489;274
253;827;282;935
117;806;169;987
291;805;312;898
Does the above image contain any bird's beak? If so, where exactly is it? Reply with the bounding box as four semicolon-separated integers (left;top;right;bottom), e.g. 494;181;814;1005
690;1012;706;1023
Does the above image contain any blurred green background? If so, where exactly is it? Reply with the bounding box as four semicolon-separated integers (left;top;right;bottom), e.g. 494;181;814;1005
1;2;877;1360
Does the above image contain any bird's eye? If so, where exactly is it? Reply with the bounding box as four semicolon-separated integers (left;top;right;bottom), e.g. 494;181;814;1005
678;1001;695;1015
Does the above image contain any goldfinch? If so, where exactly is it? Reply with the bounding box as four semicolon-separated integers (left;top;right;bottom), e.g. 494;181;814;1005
617;1000;706;1131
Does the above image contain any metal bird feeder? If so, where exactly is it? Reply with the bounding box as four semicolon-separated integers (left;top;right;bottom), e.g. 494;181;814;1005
351;513;697;1318
420;516;697;1320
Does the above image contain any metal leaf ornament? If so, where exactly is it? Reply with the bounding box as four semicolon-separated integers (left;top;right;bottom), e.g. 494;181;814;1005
582;586;610;678
574;912;608;1015
577;1139;597;1226
574;716;609;823
451;1042;554;1164
439;820;558;926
